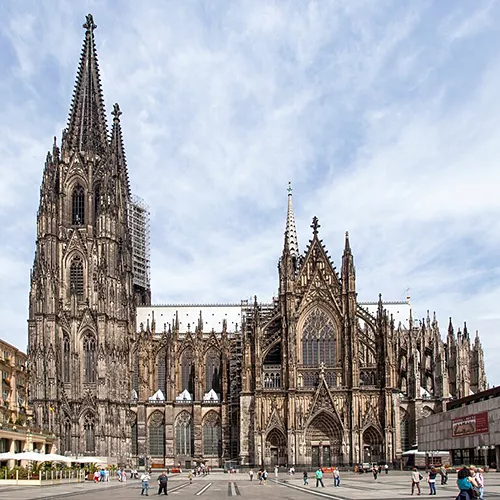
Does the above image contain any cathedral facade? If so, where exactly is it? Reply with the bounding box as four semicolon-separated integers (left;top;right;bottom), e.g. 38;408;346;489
28;15;487;467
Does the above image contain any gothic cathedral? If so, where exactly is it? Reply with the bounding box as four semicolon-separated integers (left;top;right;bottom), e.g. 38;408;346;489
28;15;487;467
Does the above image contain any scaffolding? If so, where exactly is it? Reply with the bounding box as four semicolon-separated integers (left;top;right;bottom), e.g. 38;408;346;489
128;195;151;292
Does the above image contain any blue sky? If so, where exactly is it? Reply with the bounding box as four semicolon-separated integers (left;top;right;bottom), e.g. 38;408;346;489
1;0;499;385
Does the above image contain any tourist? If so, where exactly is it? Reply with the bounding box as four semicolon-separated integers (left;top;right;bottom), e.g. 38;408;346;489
333;467;340;487
427;467;437;495
122;469;127;482
117;468;122;482
93;470;100;483
248;469;254;481
303;470;308;485
456;467;478;499
262;469;268;485
439;466;448;485
188;471;193;484
475;468;484;499
372;465;378;480
140;471;151;496
257;470;262;484
315;467;324;488
275;465;279;478
411;467;422;496
384;463;389;474
157;471;168;495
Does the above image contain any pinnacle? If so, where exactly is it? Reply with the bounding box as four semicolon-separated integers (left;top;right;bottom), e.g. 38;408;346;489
284;183;299;258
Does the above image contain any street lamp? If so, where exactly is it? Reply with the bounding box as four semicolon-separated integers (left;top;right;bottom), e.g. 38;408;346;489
476;445;494;469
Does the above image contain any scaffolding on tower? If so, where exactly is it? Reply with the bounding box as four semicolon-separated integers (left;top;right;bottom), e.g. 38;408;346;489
128;195;151;293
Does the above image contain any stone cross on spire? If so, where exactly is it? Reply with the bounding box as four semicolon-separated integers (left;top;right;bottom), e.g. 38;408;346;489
83;13;97;33
311;216;320;236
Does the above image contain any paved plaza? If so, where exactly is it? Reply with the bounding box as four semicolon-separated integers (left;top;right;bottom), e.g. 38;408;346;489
1;471;500;500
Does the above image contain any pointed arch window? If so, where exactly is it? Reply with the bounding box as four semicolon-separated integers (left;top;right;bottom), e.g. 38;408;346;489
181;348;195;398
203;412;222;456
131;419;138;455
83;414;95;453
148;411;164;456
132;353;139;394
72;184;85;225
70;257;84;298
301;308;336;367
62;335;70;383
175;412;193;456
83;334;96;383
205;349;221;395
93;184;100;227
63;417;72;453
157;349;166;395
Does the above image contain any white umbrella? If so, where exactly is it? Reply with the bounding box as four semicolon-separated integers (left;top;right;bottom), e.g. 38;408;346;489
70;456;104;464
0;452;19;460
39;453;72;463
13;452;44;461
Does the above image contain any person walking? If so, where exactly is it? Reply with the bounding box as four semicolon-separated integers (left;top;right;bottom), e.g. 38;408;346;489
262;469;268;485
303;470;308;485
333;468;341;487
411;467;422;496
315;467;324;488
372;465;378;480
475;468;484;499
140;471;151;496
439;466;447;485
248;469;254;481
275;465;279;478
157;471;169;495
384;464;389;475
427;467;437;495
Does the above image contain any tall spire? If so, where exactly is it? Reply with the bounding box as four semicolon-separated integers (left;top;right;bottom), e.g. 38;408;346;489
66;14;108;155
110;103;131;197
284;182;299;258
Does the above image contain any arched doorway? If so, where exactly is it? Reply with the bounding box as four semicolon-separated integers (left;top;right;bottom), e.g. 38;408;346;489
306;412;342;467
363;426;383;464
266;428;287;467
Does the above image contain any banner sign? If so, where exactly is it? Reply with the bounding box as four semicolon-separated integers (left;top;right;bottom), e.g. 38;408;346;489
452;412;489;437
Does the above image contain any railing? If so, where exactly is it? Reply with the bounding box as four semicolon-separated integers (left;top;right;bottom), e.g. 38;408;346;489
0;468;86;485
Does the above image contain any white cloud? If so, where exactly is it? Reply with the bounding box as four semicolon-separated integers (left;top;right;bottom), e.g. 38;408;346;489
0;0;499;385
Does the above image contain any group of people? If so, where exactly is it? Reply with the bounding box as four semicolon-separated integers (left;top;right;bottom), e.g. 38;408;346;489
410;465;485;499
140;470;169;496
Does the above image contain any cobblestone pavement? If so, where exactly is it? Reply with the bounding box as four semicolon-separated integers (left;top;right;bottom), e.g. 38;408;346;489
1;471;500;500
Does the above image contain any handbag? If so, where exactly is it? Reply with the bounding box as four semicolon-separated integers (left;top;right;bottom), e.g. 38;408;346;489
470;486;481;498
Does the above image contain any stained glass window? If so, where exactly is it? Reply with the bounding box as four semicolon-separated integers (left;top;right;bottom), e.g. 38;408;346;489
72;185;85;225
203;412;222;456
157;350;166;394
205;349;221;395
63;418;72;453
175;412;193;455
149;411;164;456
84;415;95;453
70;257;84;297
181;349;194;398
131;420;138;455
83;335;96;383
301;308;336;367
62;335;70;382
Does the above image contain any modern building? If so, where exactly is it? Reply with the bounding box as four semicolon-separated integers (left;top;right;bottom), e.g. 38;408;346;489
0;339;54;459
418;386;500;469
28;14;488;468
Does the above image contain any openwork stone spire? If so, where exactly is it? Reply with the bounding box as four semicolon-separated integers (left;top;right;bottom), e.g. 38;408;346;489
111;103;131;197
66;14;108;155
285;182;299;258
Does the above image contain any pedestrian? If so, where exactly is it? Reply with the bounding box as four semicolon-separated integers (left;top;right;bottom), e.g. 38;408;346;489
262;469;268;485
456;467;478;499
157;471;169;495
411;467;422;496
427;467;437;495
439;466;447;485
93;470;100;483
140;471;151;496
275;465;279;478
303;470;308;485
117;468;122;482
188;471;193;484
121;469;127;482
333;468;340;487
475;468;484;499
257;470;262;484
372;465;378;480
384;463;389;475
315;467;324;488
248;469;254;481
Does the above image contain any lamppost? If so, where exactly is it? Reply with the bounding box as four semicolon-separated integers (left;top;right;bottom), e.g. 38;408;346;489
476;445;494;469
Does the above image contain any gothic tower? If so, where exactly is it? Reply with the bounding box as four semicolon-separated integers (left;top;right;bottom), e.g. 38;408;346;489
27;14;135;459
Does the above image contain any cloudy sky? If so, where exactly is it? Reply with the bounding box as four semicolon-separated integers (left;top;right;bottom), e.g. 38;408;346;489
1;0;499;384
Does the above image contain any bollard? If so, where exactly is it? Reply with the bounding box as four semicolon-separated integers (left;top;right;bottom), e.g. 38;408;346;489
16;469;18;485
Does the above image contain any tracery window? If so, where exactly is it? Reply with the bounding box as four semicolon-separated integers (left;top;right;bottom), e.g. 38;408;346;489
148;411;164;456
62;335;70;382
205;349;221;395
301;308;336;367
181;348;195;398
70;257;84;297
83;415;95;453
93;184;100;227
62;417;72;453
400;413;410;452
175;412;193;456
72;184;85;225
132;354;139;394
83;334;96;383
203;412;222;456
